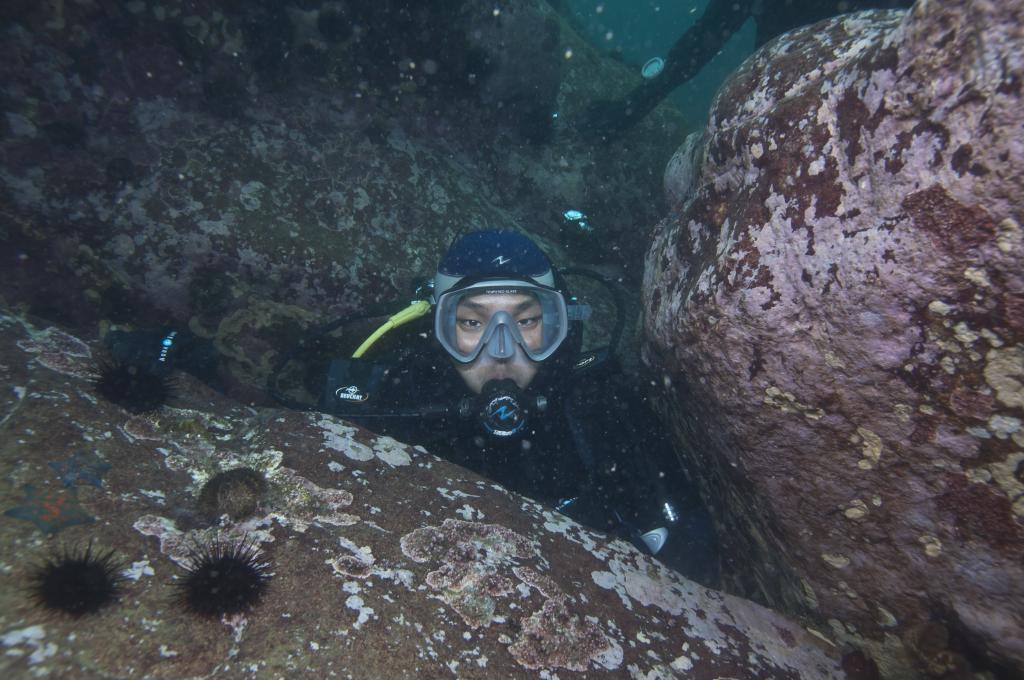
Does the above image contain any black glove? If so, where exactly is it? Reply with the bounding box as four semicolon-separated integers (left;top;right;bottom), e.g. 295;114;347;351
104;328;219;380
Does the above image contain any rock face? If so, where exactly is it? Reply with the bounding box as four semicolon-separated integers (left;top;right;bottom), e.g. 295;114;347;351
0;309;844;678
0;0;684;395
644;1;1023;677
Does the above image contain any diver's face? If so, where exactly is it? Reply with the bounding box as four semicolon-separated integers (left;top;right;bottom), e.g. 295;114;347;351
453;292;542;394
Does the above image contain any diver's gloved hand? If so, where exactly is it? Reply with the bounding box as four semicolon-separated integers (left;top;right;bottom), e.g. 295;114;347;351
104;328;220;380
575;99;633;142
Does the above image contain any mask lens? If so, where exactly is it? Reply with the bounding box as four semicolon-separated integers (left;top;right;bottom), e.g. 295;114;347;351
435;281;568;363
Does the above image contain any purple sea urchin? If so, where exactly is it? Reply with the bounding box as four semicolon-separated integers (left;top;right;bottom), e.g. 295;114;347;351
93;359;176;413
176;537;271;617
29;543;123;617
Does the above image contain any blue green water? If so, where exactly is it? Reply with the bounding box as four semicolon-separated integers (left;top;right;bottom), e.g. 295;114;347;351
565;0;756;124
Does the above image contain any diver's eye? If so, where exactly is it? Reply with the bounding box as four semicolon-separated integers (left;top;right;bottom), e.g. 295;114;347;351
457;318;482;330
517;316;541;329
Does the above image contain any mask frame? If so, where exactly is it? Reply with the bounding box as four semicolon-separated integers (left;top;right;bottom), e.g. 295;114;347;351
434;279;569;364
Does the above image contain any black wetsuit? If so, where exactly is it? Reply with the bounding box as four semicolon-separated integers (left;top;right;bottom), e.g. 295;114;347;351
579;0;913;138
319;323;718;581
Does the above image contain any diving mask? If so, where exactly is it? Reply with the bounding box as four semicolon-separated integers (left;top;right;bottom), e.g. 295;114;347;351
434;279;569;363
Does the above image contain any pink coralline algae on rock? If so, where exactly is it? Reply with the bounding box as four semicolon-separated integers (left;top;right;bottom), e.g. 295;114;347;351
400;519;540;629
401;519;616;671
508;596;610;671
644;0;1023;677
16;325;94;380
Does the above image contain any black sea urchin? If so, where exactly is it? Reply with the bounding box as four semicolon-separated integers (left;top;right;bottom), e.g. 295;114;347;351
93;359;175;414
176;537;271;618
29;543;123;617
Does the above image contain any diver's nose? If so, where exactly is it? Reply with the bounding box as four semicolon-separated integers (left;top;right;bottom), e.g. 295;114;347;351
486;324;517;360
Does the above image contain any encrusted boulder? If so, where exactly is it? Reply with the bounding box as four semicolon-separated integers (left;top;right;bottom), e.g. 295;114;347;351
0;309;845;678
644;0;1023;677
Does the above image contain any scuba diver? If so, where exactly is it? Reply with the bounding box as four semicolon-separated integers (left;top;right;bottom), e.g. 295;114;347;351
288;229;717;580
577;0;912;141
100;230;717;580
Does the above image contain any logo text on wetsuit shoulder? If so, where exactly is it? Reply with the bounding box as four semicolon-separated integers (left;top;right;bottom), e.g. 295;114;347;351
573;354;597;369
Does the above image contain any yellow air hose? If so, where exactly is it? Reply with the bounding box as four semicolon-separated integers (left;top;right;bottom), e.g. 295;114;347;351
351;300;432;358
